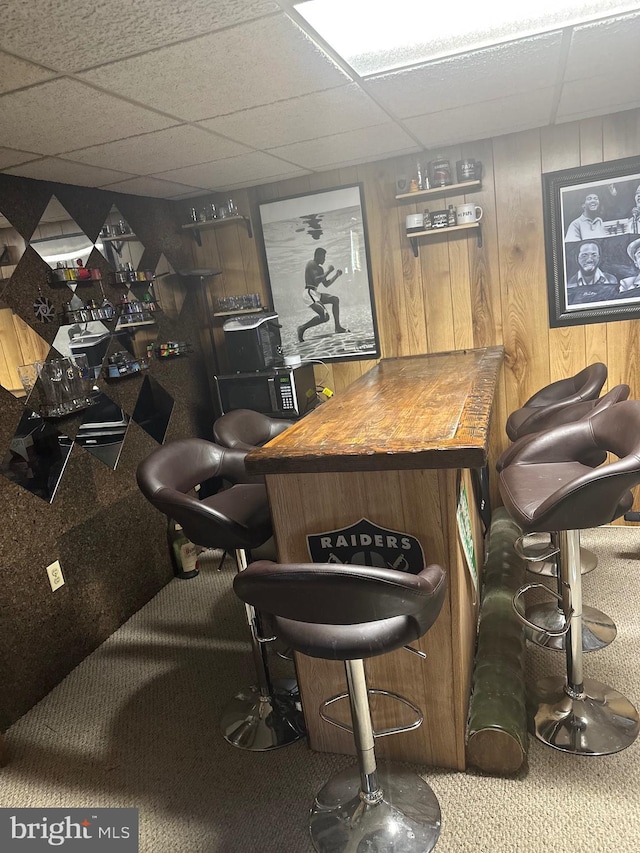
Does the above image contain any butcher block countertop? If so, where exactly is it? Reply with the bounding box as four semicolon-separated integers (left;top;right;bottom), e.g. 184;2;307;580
246;346;504;475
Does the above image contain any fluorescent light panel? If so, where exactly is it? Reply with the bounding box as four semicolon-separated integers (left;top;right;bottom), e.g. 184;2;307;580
293;0;640;75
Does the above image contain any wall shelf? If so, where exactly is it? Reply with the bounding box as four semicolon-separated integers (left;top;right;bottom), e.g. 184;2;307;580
100;233;138;243
212;307;264;317
407;222;482;257
181;215;253;246
395;179;481;202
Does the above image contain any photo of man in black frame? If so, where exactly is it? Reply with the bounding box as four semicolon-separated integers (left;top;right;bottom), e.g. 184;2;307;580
544;156;640;327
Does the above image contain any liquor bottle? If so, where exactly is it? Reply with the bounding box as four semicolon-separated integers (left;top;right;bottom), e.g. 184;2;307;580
447;205;456;227
167;519;200;579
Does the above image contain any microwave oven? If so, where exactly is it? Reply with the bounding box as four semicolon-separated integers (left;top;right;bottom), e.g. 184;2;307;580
214;364;316;419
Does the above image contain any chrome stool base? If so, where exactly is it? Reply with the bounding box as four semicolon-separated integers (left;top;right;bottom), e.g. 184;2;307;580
221;679;305;751
310;764;441;853
531;675;640;756
525;603;616;652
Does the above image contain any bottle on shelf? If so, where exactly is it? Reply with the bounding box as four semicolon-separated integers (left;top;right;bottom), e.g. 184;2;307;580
447;205;456;227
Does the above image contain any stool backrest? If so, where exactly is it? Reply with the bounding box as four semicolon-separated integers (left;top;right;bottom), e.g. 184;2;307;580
136;439;269;548
234;560;447;630
214;409;292;451
523;362;607;408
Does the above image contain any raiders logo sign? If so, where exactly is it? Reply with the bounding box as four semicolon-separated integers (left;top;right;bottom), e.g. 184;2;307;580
306;518;425;574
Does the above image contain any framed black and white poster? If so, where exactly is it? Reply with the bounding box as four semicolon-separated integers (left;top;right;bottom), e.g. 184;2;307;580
258;184;379;363
543;155;640;327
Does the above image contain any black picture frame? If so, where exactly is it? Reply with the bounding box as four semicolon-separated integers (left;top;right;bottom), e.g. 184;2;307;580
257;184;380;363
543;155;640;327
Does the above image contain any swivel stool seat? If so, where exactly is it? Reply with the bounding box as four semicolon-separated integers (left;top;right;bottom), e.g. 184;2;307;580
234;559;447;853
213;408;292;452
136;438;304;752
499;401;640;755
499;384;629;585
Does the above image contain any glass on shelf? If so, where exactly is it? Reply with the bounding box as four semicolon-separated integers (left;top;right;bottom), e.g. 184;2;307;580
215;293;262;312
33;355;95;417
17;363;39;398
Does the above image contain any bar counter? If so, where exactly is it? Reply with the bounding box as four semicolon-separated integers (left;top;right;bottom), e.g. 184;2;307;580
246;346;504;770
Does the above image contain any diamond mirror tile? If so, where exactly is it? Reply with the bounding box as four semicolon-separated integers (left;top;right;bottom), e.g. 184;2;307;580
0;407;73;503
75;391;130;470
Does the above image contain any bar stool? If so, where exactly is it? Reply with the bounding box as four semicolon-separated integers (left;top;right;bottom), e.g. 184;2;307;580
500;401;640;755
504;373;619;581
136;438;304;751
498;386;630;652
213;408;292;452
234;559;447;853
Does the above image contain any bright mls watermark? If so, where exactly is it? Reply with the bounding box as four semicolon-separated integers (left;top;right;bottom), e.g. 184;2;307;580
0;809;138;851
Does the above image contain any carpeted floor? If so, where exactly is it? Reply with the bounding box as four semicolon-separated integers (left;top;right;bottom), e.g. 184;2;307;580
2;526;640;852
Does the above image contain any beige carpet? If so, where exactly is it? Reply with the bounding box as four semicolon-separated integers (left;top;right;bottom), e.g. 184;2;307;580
2;526;640;852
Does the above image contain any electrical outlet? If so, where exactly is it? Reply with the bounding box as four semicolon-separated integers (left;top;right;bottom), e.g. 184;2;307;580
46;560;65;591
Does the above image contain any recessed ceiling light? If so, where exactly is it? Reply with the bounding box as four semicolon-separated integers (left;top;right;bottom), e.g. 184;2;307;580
292;0;639;75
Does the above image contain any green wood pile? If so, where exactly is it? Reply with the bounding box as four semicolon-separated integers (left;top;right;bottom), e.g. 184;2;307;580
466;507;529;775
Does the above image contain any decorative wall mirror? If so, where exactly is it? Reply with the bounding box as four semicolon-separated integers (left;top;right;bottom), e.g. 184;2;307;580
96;206;144;277
153;255;187;320
0;408;73;502
0;212;27;286
52;320;112;379
75;392;130;470
29;197;95;277
0;303;51;399
131;375;174;444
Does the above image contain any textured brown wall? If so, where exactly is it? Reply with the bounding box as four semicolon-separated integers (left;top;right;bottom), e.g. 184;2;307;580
0;175;214;730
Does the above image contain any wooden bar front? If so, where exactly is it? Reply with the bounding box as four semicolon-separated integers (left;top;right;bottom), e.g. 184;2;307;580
246;347;504;770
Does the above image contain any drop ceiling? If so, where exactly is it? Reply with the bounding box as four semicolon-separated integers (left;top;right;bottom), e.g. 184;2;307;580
0;1;638;200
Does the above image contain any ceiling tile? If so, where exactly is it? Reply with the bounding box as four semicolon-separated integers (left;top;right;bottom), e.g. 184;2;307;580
364;32;564;119
78;14;350;121
0;0;278;73
199;84;390;149
60;126;252;175
268;123;419;169
564;11;640;81
0;146;39;169
0;51;55;94
211;169;312;192
154;151;311;189
405;88;555;149
3;157;135;186
556;78;640;123
100;176;205;198
0;79;175;155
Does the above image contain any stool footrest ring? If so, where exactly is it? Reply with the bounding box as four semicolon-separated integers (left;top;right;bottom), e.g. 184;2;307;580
514;534;560;564
512;582;573;638
320;688;424;738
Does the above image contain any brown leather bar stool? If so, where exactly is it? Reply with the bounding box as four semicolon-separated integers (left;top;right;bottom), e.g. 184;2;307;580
505;362;607;442
234;560;447;853
136;438;304;751
498;385;630;648
504;364;609;578
500;401;640;755
213;408;292;452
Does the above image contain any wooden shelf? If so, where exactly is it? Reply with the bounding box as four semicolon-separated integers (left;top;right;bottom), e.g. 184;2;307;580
100;233;138;243
213;307;264;317
395;180;481;202
407;222;482;257
181;215;253;246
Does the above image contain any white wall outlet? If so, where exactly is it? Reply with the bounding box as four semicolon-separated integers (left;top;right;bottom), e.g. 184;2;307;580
46;560;65;591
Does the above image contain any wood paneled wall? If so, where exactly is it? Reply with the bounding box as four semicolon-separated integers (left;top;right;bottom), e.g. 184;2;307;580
181;108;640;512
